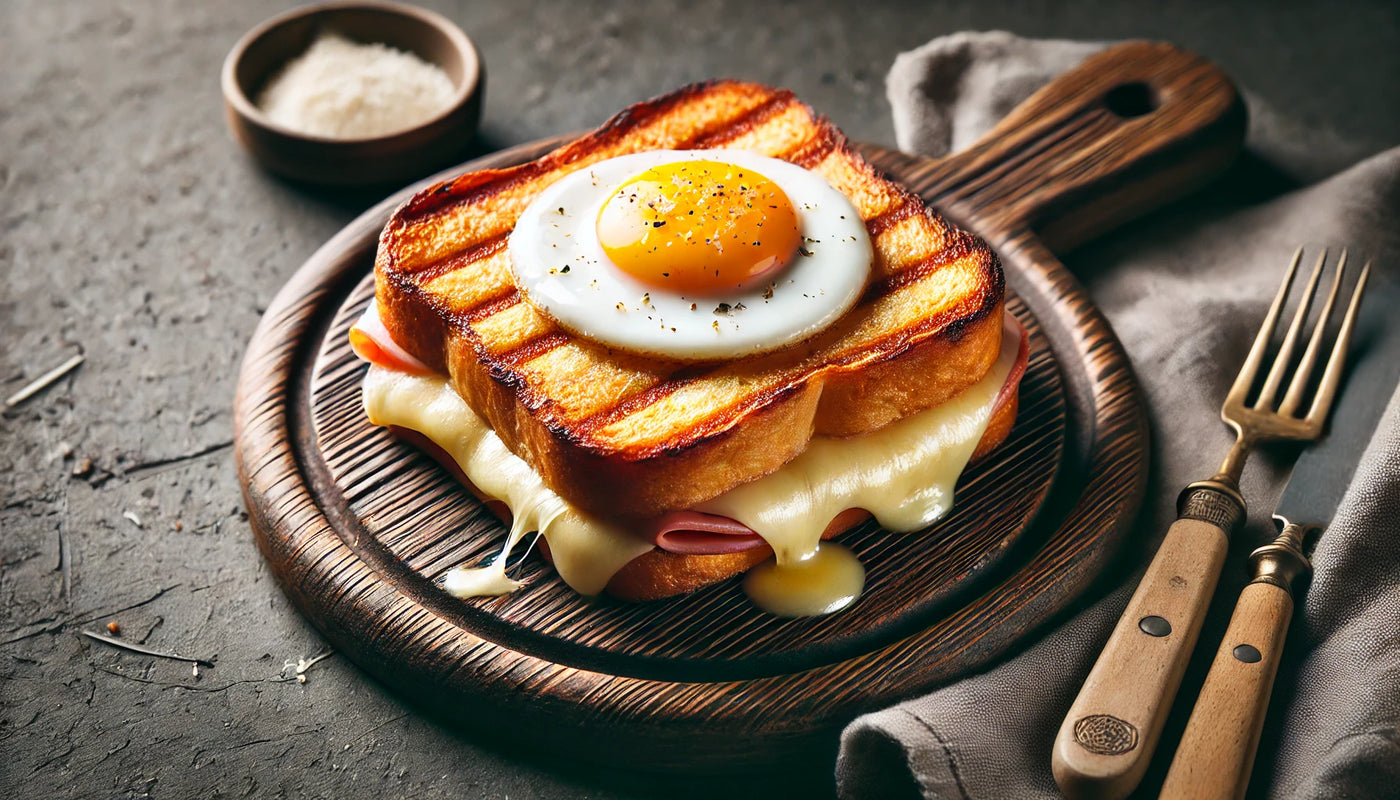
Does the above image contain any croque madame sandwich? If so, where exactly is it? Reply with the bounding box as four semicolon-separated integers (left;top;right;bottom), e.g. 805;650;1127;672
349;81;1028;616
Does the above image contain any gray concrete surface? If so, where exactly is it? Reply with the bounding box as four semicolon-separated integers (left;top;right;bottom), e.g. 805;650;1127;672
2;1;1396;797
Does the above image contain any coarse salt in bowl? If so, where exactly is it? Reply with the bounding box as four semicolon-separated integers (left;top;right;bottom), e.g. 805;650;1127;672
256;32;458;140
223;1;484;186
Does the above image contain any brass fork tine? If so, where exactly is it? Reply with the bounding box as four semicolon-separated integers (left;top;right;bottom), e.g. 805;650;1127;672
1280;249;1347;416
1255;248;1327;410
1308;259;1372;425
1226;246;1304;410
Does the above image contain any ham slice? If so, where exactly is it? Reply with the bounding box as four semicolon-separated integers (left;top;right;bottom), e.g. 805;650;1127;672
642;508;873;555
361;308;1031;558
350;298;434;375
995;314;1030;420
641;511;774;554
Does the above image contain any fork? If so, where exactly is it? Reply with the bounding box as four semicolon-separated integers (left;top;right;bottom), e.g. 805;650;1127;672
1051;247;1368;800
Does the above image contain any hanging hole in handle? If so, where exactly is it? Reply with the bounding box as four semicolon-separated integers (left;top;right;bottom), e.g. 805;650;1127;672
1103;82;1159;118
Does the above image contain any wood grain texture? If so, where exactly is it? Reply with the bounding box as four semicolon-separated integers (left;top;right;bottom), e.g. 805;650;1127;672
1160;582;1294;800
234;41;1244;769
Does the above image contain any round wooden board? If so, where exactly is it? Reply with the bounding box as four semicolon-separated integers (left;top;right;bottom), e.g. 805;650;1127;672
237;42;1254;772
235;142;1148;772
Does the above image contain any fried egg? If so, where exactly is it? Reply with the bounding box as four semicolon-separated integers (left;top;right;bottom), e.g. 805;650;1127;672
507;150;872;360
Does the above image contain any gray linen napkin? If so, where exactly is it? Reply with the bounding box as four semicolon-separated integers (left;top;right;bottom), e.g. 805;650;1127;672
837;31;1400;800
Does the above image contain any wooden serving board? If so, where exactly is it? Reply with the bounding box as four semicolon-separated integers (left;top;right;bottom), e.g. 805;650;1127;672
235;42;1244;770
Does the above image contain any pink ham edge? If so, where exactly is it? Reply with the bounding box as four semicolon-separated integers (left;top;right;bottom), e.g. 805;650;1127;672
645;312;1030;555
349;298;434;374
642;512;771;554
996;312;1030;417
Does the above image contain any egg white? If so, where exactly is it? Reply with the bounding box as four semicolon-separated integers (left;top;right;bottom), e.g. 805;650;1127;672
506;149;872;360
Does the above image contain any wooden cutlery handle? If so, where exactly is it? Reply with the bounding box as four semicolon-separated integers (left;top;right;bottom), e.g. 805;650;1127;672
1159;582;1292;800
1052;481;1244;800
1160;523;1313;799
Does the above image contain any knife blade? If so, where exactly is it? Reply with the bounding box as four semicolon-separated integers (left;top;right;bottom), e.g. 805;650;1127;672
1273;267;1400;529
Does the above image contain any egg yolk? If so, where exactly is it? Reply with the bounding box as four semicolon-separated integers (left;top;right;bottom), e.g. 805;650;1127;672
595;160;802;294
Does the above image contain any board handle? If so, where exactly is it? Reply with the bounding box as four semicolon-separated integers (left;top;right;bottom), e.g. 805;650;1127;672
1051;481;1243;800
919;40;1246;251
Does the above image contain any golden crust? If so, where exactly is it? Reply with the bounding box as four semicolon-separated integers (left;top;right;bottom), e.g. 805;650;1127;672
604;547;775;603
375;80;1004;518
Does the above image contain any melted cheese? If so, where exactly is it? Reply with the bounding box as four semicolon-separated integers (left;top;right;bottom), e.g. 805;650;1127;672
362;369;653;595
744;542;865;617
360;315;1017;613
699;319;1016;563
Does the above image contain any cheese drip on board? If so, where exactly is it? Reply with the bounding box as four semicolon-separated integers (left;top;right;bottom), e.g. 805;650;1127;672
362;368;653;596
744;543;866;617
359;313;1018;612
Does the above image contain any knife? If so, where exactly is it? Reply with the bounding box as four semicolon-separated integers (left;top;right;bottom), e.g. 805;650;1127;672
1159;268;1400;800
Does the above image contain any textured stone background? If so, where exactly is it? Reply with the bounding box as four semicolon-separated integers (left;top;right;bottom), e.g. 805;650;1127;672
1;1;1396;798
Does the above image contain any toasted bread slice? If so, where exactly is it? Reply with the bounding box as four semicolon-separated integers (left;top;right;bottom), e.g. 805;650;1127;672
376;81;1003;518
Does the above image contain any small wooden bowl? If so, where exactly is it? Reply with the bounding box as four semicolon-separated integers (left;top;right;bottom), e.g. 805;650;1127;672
222;1;484;186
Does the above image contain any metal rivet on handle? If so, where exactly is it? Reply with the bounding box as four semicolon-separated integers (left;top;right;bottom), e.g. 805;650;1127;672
1138;615;1172;637
1233;644;1262;663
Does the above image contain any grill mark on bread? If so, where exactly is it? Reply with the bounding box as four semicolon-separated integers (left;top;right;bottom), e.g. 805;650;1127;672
685;92;797;149
450;289;522;326
452;309;666;435
566;235;1000;446
557;379;815;460
410;234;508;283
618;381;813;458
392;87;815;286
864;200;920;239
864;229;977;300
786;130;839;170
847;264;1001;367
496;331;571;368
373;80;1007;503
572;374;702;437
